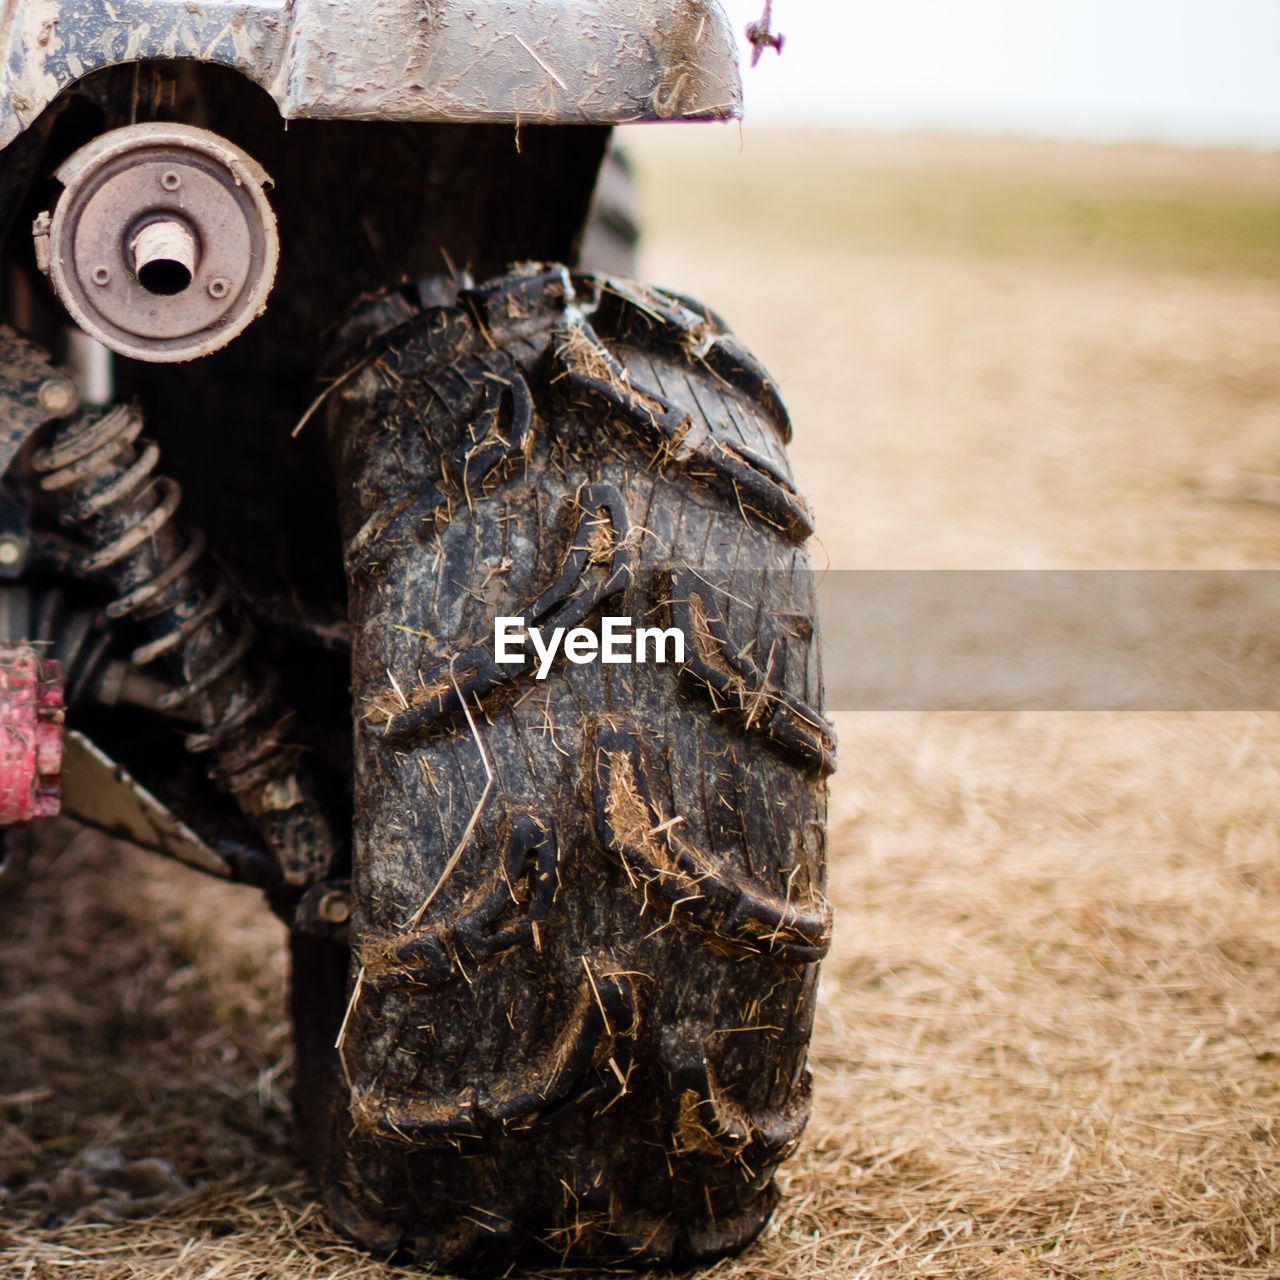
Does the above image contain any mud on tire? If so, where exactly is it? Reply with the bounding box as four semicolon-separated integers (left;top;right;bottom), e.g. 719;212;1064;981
302;265;834;1272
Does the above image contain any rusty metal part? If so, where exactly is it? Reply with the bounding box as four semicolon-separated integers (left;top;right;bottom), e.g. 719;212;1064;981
34;125;279;363
32;403;338;887
0;0;741;152
0;646;64;825
61;730;231;877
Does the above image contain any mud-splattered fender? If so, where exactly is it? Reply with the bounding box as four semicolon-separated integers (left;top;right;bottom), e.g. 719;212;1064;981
0;0;742;149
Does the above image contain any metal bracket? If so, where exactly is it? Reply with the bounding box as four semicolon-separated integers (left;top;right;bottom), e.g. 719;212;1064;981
60;729;234;879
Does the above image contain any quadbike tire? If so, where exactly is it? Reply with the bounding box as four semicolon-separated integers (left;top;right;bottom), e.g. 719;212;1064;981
297;265;835;1272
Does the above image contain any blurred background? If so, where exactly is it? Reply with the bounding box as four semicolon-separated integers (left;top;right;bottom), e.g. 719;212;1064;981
627;0;1280;575
6;5;1280;1277
719;0;1280;145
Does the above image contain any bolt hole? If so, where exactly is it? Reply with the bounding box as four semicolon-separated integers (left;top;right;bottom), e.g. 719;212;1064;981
160;171;182;191
137;258;193;296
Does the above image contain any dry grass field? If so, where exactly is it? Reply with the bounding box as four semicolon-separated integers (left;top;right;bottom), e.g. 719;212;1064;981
4;127;1280;1278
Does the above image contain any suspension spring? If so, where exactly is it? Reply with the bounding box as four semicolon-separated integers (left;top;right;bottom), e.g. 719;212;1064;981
31;403;337;887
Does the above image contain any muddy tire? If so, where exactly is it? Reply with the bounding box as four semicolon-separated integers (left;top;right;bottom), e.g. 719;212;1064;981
303;265;835;1272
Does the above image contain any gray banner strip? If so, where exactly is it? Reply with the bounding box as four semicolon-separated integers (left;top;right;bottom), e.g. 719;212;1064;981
814;571;1280;710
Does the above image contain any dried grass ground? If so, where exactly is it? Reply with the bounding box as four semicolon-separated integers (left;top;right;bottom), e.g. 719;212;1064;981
4;128;1280;1277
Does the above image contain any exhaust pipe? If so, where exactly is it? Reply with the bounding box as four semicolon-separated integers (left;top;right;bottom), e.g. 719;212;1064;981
33;124;279;363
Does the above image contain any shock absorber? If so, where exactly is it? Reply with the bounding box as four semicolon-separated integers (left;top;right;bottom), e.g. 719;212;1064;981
31;403;337;888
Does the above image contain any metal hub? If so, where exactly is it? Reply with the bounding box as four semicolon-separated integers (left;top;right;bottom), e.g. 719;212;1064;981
35;124;278;363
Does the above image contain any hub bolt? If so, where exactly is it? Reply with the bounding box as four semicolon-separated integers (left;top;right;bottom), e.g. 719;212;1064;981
317;890;352;924
37;378;79;418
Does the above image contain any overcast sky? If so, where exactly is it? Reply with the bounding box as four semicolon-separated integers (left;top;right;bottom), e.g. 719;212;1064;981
718;0;1280;147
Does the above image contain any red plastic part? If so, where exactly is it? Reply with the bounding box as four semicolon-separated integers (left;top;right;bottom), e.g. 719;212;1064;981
0;645;63;824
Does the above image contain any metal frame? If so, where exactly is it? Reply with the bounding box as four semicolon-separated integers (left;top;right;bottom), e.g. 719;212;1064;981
0;0;742;150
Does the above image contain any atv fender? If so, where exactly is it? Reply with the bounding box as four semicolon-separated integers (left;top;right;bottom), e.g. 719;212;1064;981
0;0;742;150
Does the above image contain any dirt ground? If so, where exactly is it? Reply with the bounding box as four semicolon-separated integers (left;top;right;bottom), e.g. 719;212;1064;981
4;128;1280;1278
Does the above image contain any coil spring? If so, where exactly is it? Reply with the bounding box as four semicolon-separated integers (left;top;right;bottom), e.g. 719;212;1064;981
31;404;335;885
